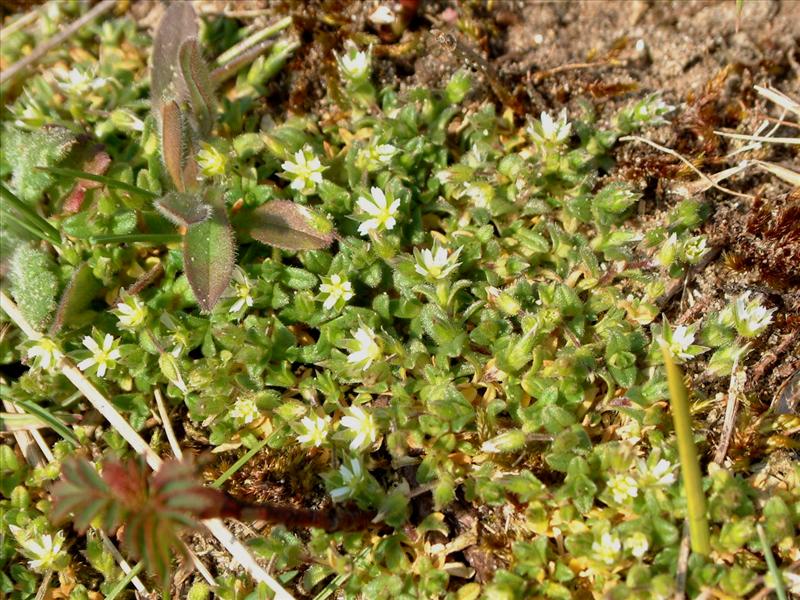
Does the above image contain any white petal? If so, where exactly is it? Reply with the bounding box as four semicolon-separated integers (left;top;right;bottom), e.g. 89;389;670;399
97;362;107;378
323;295;337;310
77;357;96;371
358;219;378;236
383;216;396;230
102;334;114;351
357;196;381;215
107;349;122;360
340;416;359;429
82;336;99;352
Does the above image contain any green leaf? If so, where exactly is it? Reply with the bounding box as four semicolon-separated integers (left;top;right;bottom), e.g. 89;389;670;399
50;263;101;334
151;1;198;106
6;126;78;204
155;192;211;227
9;244;59;330
248;200;336;251
183;188;236;312
178;38;216;137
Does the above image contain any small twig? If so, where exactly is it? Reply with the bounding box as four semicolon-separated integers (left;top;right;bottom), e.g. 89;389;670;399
674;521;692;600
0;291;296;600
0;0;117;86
713;358;746;464
1;398;46;468
0;4;42;37
620;136;755;199
154;387;183;460
215;16;292;65
100;532;148;594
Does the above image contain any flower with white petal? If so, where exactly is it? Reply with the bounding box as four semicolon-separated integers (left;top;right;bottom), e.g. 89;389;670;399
625;532;649;559
723;291;775;338
592;532;621;565
340;406;379;451
27;337;63;371
346;326;382;371
681;235;707;264
9;527;66;572
228;268;253;314
607;473;639;503
231;396;260;427
369;5;396;25
356;186;400;236
330;456;364;502
56;67;107;96
658;321;706;362
77;333;121;378
197;141;228;177
638;458;676;487
319;273;354;311
530;108;571;144
297;414;331;447
281;145;326;195
413;241;462;281
113;293;148;329
336;41;371;81
357;140;398;171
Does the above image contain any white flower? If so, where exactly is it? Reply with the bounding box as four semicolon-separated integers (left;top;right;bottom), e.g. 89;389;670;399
592;532;621;565
413;241;462;281
725;291;775;338
27;337;63;370
281;145;326;194
357;140;398;171
531;108;571;144
346;326;382;371
607;473;639;503
625;532;649;559
113;294;148;329
337;41;371;81
681;235;707;264
319;273;354;311
10;527;66;572
57;67;107;95
77;333;121;378
340;406;379;451
297;414;331;447
356;186;400;236
330;456;364;502
228;268;253;314
638;458;676;487
369;5;396;24
660;324;697;361
231;396;260;427
197;142;228;177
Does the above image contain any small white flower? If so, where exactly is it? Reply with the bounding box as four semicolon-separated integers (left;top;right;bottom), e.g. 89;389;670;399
681;235;707;264
231;396;260;427
337;41;371;81
197;142;228;177
319;273;354;311
27;337;63;370
592;532;621;565
369;5;396;24
77;333;121;378
607;473;639;503
346;326;382;371
297;414;331;447
660;324;697;361
228;268;253;314
113;294;148;329
330;456;364;502
357;140;398;171
531;108;571;144
638;458;676;487
281;145;326;195
340;406;379;451
57;67;107;95
10;527;66;572
413;241;462;281
356;186;400;236
724;291;775;338
625;532;649;559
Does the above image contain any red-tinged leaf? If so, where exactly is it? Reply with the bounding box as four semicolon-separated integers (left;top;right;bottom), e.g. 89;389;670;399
183;187;236;312
63;147;111;213
151;1;198;106
178;38;216;137
154;191;211;227
50;458;117;533
248;200;337;251
161;100;187;191
102;459;148;509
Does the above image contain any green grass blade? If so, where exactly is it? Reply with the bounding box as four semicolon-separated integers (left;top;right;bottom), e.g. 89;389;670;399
212;437;269;489
39;167;158;200
757;524;788;600
105;562;145;600
9;398;80;448
0;182;61;244
661;346;711;556
91;233;182;245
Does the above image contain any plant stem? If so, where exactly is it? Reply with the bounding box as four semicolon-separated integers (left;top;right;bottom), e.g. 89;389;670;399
215;16;292;65
661;347;711;555
91;233;181;245
105;562;145;600
41;167;158;200
212;437;270;488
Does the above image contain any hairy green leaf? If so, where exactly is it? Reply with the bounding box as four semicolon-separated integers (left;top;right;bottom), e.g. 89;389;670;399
155;191;211;227
49;263;100;335
5;125;78;203
9;244;60;330
161;100;189;192
151;1;198;106
248;200;336;251
183;188;236;312
178;38;216;137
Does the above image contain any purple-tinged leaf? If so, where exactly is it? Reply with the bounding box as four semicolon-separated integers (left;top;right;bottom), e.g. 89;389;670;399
183;188;236;312
249;200;337;251
155;191;211;227
161;100;187;192
151;1;198;107
178;38;216;137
